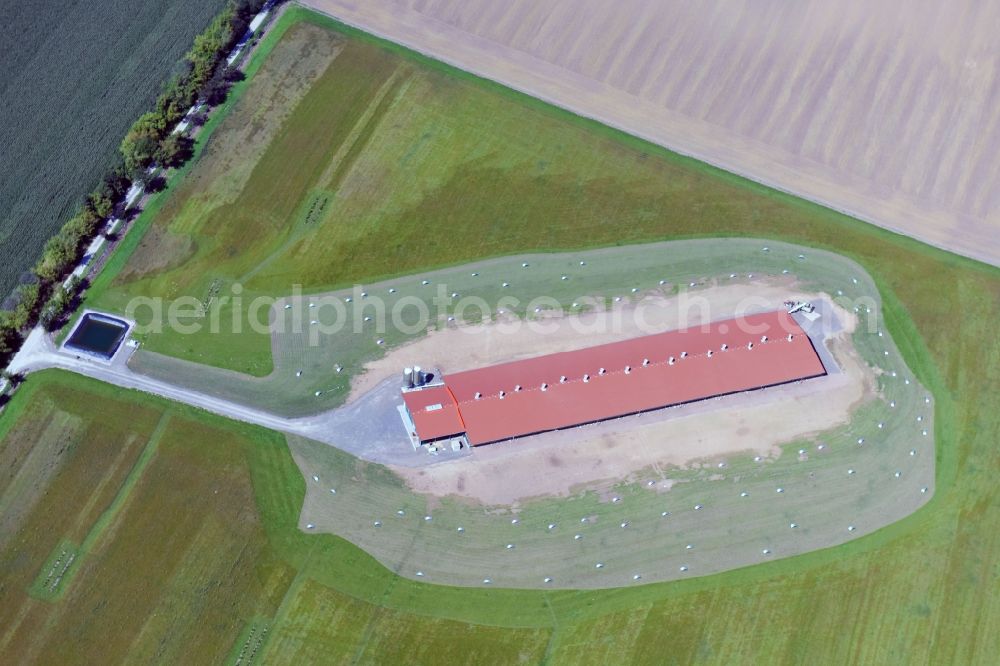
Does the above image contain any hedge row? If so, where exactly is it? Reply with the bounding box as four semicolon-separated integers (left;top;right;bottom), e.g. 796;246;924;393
0;0;273;369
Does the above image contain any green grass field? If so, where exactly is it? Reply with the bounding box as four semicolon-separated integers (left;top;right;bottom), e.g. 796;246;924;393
5;5;1000;663
0;0;227;300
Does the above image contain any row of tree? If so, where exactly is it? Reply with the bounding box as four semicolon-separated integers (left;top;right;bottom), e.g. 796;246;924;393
0;0;273;370
120;0;267;173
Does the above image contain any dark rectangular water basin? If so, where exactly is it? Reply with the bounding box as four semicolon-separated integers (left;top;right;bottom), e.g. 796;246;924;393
65;313;128;359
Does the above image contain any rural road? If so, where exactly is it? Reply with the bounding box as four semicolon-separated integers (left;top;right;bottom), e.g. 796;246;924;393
9;328;304;433
6;296;839;470
6;326;440;468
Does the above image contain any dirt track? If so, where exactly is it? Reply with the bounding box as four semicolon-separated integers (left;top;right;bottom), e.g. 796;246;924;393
303;0;1000;267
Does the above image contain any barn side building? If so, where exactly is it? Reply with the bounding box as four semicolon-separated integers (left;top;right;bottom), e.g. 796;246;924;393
401;310;825;447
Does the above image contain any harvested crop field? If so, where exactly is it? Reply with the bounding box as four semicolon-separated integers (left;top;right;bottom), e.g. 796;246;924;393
0;0;227;300
306;0;1000;267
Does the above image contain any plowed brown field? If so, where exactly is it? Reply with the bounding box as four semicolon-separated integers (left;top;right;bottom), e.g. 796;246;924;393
305;0;1000;266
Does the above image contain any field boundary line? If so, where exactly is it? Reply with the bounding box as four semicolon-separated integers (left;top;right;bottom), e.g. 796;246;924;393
78;410;171;554
349;551;408;665
539;593;561;665
256;534;325;662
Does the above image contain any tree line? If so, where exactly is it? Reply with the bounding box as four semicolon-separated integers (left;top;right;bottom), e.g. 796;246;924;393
0;0;273;369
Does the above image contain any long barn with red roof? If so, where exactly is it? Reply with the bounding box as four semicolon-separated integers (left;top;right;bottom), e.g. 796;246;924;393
401;310;826;447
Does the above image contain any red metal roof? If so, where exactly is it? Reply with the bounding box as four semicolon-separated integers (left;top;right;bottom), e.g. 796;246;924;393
401;385;465;441
405;310;825;446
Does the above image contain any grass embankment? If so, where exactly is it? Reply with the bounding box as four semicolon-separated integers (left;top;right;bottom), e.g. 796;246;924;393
112;237;938;593
14;5;1000;663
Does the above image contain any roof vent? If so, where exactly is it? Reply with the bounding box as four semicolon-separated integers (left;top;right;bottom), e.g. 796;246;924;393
583;374;590;383
707;350;713;358
721;344;728;351
669;356;675;365
499;390;506;399
642;358;649;366
787;334;794;342
748;342;754;350
514;384;522;392
599;367;606;375
761;335;768;343
541;382;548;391
559;375;567;383
474;392;482;400
624;365;631;374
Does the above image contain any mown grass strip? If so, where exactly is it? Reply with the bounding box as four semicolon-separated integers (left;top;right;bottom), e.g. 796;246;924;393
78;411;171;553
27;539;82;601
225;616;273;666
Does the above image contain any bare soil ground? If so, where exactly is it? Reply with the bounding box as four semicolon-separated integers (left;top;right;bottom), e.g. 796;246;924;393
349;281;830;400
304;0;1000;267
394;350;874;504
397;342;866;505
363;283;870;504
